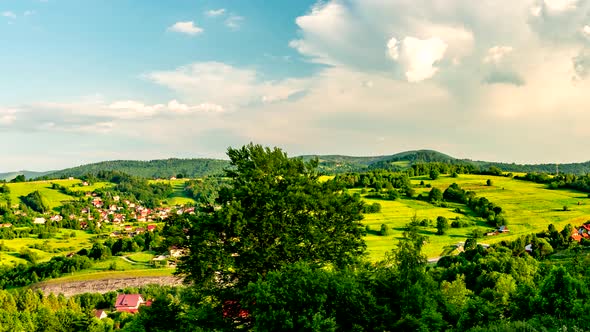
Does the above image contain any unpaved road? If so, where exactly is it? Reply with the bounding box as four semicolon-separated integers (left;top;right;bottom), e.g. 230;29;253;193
33;276;184;297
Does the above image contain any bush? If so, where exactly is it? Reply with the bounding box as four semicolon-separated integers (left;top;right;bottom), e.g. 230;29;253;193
380;224;391;236
486;179;493;186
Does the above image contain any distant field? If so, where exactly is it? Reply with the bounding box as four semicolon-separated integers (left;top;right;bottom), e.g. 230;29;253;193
362;174;590;260
0;229;95;266
67;181;113;192
149;179;196;205
4;180;79;210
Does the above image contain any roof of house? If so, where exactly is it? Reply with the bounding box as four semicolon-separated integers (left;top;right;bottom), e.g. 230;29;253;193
115;294;144;308
95;309;107;319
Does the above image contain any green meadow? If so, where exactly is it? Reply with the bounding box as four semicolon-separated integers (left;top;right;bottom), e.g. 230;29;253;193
362;174;590;260
0;229;95;266
3;180;79;210
149;179;196;205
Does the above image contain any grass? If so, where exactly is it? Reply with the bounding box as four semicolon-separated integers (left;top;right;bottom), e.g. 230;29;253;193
0;229;95;266
126;252;155;263
5;180;79;210
150;179;196;206
67;181;113;192
362;174;590;260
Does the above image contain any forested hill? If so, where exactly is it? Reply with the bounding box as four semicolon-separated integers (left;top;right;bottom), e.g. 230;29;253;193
302;150;590;175
42;158;230;179
16;150;590;180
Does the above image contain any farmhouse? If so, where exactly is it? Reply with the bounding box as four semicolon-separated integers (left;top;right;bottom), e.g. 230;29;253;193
95;309;108;319
114;294;149;313
33;217;46;225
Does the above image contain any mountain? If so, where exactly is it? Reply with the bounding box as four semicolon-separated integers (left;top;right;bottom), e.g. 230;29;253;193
301;150;459;173
8;150;590;180
0;170;53;182
42;159;230;179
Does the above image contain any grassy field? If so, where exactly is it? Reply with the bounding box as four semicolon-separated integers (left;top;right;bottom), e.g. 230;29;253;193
362;174;590;260
0;229;95;265
67;181;113;192
4;180;80;210
149;179;196;205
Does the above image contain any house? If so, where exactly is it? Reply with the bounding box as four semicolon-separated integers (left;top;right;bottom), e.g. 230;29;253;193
498;226;509;233
114;294;147;313
0;223;12;228
525;244;533;253
82;181;89;186
170;246;187;258
124;225;133;232
95;309;108;319
50;215;63;222
33;217;46;225
147;224;156;232
113;195;120;202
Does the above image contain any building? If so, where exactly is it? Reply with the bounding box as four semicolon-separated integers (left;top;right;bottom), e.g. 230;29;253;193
95;309;108;319
114;294;147;313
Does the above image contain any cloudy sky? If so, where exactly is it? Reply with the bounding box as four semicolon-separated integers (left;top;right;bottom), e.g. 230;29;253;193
2;0;590;172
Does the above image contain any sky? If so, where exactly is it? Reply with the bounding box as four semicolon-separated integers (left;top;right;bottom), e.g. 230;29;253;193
2;0;590;172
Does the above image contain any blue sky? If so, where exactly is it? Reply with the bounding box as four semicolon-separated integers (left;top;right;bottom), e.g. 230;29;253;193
2;0;590;171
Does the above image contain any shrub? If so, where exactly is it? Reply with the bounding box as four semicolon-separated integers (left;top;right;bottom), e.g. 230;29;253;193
380;224;391;236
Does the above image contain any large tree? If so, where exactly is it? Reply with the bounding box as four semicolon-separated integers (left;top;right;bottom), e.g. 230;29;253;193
177;144;367;291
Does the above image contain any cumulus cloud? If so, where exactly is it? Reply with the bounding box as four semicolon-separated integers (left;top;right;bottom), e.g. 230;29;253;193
387;36;448;82
483;46;514;64
583;25;590;37
168;21;203;35
205;8;225;17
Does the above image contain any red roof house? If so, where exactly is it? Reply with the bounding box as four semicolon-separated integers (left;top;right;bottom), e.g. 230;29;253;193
114;294;147;313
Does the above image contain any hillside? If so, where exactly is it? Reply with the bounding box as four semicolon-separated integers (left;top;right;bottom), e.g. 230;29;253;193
8;150;590;180
0;170;53;182
42;158;230;179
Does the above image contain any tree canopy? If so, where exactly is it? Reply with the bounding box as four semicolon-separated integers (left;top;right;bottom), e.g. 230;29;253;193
177;144;367;291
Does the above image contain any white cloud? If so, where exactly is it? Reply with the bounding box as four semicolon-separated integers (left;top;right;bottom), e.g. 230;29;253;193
167;100;224;113
225;15;244;30
544;0;578;11
583;25;590;37
483;46;514;64
108;100;165;118
0;108;17;125
387;36;448;82
1;11;16;19
206;8;226;17
168;21;203;35
146;62;308;107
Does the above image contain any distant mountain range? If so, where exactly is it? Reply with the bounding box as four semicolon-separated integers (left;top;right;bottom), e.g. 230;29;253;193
0;170;54;182
2;150;590;181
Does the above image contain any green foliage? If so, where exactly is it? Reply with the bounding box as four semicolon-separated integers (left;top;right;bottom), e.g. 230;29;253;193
429;168;440;180
380;223;391;236
178;144;367;320
436;216;449;235
20;190;49;213
43;158;229;179
429;187;443;202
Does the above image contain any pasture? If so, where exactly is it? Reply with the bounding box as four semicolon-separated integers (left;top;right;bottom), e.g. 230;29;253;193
362;174;590;260
0;229;95;266
4;180;79;210
149;179;196;205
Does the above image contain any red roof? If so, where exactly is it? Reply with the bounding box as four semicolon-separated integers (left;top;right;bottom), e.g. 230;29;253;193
572;234;583;242
115;294;144;313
